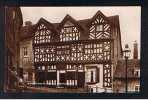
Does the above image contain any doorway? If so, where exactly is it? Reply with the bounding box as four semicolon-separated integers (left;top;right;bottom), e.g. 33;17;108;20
57;70;66;87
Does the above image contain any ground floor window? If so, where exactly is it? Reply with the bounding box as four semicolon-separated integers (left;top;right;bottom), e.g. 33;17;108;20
34;64;110;88
35;64;85;87
135;85;140;92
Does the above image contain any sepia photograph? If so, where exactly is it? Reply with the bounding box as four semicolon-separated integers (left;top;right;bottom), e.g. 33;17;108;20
4;6;141;93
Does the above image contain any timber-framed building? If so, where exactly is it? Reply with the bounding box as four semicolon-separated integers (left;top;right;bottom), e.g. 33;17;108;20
32;11;122;92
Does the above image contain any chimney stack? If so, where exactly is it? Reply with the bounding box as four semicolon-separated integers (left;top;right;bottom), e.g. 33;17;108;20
25;21;32;26
133;40;138;59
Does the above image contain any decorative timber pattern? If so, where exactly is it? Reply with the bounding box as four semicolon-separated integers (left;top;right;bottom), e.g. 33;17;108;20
60;21;80;41
33;11;122;89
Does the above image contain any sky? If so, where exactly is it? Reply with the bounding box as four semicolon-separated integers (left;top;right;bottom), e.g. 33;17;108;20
21;6;141;59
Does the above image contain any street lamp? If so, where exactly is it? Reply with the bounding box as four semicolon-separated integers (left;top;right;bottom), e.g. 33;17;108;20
123;44;131;93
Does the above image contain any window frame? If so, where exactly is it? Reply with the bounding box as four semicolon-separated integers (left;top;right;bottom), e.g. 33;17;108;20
23;47;28;57
134;85;140;92
60;25;80;42
134;69;140;77
96;24;103;32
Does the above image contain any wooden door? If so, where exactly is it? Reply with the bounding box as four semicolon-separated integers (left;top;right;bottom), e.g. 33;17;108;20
60;73;66;87
78;72;85;87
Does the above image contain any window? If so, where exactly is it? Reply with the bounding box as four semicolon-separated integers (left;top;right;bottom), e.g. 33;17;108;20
60;24;80;42
66;80;76;86
134;69;140;77
38;66;41;70
56;45;70;61
23;57;30;64
23;47;28;56
135;85;140;92
42;66;45;70
34;24;51;44
89;22;110;39
96;24;103;31
48;65;56;70
84;43;104;61
12;11;16;19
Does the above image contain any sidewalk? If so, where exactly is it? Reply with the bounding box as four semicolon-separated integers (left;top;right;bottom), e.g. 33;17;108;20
25;86;87;93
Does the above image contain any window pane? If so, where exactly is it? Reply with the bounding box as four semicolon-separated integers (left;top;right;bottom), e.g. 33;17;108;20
96;25;103;31
23;47;28;56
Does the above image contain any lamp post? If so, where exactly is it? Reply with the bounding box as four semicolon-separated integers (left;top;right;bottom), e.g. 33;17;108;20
123;44;131;93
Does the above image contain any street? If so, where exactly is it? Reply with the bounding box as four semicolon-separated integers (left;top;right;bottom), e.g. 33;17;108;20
23;86;86;93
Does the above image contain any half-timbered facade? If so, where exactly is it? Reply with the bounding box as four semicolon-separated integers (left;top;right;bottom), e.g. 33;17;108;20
33;11;122;92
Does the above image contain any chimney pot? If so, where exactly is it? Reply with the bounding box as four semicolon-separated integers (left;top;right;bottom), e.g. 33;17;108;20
133;40;138;59
25;21;32;26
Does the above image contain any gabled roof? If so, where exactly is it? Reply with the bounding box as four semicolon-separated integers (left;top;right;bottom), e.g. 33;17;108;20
77;19;91;33
108;15;123;55
57;14;85;32
35;17;57;33
20;11;122;54
114;59;140;79
16;7;23;27
20;18;57;41
52;23;59;29
87;10;110;27
108;15;119;26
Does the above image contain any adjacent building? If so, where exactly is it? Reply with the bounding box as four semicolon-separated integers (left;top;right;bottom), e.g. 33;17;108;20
32;10;123;92
19;21;35;83
5;7;23;91
114;41;140;93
